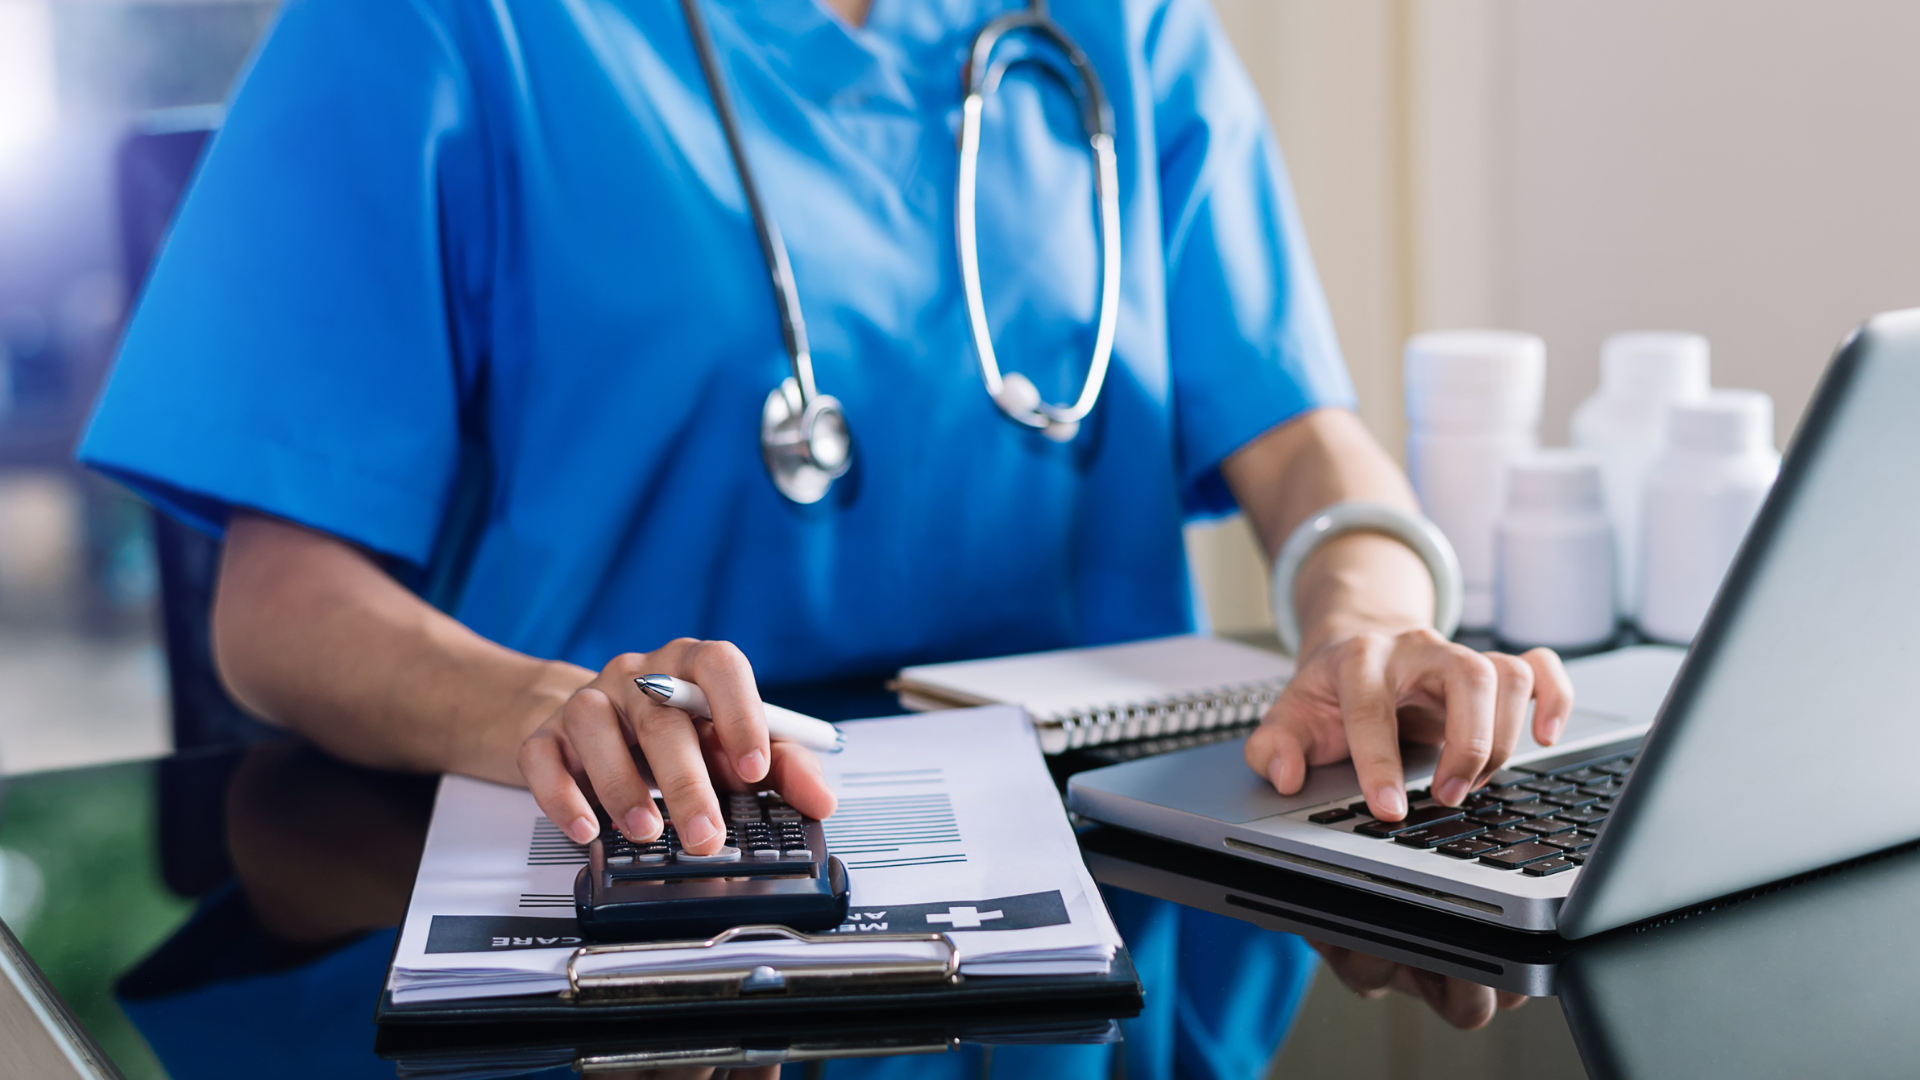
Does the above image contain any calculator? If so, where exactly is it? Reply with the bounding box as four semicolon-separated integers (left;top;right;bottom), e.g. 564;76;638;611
573;791;850;942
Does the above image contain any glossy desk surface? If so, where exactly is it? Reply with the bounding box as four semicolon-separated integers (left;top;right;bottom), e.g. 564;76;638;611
1;737;1914;1080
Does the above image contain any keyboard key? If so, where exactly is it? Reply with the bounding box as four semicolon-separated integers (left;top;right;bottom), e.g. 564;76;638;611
1437;838;1501;859
1394;819;1489;848
1544;834;1593;852
1479;827;1534;846
1462;792;1502;810
1483;785;1534;804
1347;801;1375;816
1562;767;1610;784
1566;853;1588;865
1479;842;1562;869
1577;785;1617;798
1523;857;1577;877
1517;818;1575;836
1471;809;1526;827
1487;768;1534;787
1351;804;1468;837
1596;759;1634;776
1504;801;1554;818
1520;778;1576;795
1408;788;1431;803
1309;807;1357;824
1556;808;1609;826
1542;793;1599;809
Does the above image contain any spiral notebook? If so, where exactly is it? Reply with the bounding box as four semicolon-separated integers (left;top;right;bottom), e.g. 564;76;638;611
894;636;1295;755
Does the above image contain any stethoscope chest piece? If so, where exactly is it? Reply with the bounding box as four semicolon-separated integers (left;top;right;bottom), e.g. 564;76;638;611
761;375;851;505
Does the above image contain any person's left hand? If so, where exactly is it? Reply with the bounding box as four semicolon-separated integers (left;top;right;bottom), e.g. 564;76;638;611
1310;940;1530;1030
1245;627;1573;821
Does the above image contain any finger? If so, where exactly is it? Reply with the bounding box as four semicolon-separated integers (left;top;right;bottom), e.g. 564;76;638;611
679;639;771;784
1245;718;1314;795
1475;652;1534;787
765;741;838;820
1335;636;1407;821
1495;990;1530;1011
1321;945;1400;996
1410;642;1497;807
561;689;662;842
519;728;599;844
1523;647;1574;746
1397;968;1498;1031
620;682;727;855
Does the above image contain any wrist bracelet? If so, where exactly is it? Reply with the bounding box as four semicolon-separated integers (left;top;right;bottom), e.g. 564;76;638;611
1269;501;1464;657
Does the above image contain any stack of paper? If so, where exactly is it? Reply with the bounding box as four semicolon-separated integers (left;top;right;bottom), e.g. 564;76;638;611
386;705;1121;1005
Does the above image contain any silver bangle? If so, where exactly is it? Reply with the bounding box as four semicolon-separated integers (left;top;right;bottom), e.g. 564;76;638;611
1269;501;1464;657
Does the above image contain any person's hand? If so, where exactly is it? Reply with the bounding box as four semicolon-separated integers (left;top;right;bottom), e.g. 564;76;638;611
516;638;837;854
1310;941;1529;1030
1245;628;1572;820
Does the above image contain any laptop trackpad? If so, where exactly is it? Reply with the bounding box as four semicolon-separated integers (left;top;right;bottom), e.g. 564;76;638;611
1101;737;1444;824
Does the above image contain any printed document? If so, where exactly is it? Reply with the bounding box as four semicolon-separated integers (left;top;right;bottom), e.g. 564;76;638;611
386;705;1121;1004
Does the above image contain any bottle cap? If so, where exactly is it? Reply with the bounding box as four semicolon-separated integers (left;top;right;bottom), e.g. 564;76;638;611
1667;389;1774;455
1404;331;1546;431
1600;332;1711;402
1506;449;1605;514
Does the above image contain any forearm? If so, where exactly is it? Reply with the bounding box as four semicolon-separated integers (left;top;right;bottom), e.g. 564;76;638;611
1221;409;1434;654
212;512;592;782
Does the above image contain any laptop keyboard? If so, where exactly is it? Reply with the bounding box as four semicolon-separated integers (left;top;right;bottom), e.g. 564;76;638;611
1306;747;1638;878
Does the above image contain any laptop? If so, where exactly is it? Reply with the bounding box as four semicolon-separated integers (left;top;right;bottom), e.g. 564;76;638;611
1069;308;1920;938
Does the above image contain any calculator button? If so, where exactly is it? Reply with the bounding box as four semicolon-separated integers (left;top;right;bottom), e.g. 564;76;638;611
606;855;633;866
782;849;812;861
676;846;743;863
752;847;780;859
636;851;666;864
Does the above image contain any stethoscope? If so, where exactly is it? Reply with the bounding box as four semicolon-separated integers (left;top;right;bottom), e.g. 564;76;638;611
679;0;1122;504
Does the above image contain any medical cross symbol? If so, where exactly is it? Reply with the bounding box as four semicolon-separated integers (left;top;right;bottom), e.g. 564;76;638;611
925;905;1004;929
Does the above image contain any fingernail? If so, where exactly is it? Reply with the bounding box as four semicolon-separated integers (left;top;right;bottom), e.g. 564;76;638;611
1267;759;1290;793
565;816;597;844
1545;717;1566;744
1373;786;1407;820
622;807;657;841
1434;777;1468;806
682;812;720;849
738;749;768;782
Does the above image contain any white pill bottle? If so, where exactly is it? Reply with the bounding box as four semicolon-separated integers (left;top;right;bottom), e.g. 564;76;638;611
1494;451;1617;651
1404;331;1546;629
1570;332;1711;620
1637;390;1781;644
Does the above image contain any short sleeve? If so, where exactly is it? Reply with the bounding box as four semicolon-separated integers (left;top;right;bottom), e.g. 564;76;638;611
1147;0;1357;518
78;0;489;565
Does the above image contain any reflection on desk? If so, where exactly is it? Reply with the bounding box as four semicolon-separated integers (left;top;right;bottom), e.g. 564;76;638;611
1084;822;1920;1080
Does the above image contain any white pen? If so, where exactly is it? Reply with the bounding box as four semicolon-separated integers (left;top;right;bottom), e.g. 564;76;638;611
635;674;847;753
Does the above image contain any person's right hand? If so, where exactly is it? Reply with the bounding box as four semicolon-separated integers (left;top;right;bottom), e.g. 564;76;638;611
515;638;837;854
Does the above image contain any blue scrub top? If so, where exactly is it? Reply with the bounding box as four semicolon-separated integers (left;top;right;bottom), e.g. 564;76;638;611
81;0;1353;684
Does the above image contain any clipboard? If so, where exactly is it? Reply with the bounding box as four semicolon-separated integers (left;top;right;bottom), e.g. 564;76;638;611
375;924;1142;1029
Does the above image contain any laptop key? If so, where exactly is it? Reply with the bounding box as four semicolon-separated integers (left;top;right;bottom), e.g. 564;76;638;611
1471;809;1526;827
1479;826;1534;846
1308;807;1357;825
1557;808;1609;827
1479;842;1562;869
1543;793;1599;809
1483;785;1534;804
1577;784;1616;798
1520;778;1576;795
1544;834;1593;852
1522;856;1577;877
1562;767;1610;784
1394;819;1489;849
1517;818;1575;836
1504;800;1554;818
1437;838;1501;859
1352;804;1468;838
1346;801;1374;816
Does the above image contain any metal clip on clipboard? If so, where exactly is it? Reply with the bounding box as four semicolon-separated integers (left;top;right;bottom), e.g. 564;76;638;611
564;925;962;1005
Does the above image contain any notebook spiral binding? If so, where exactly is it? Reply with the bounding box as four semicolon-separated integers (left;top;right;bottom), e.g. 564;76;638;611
1042;678;1289;753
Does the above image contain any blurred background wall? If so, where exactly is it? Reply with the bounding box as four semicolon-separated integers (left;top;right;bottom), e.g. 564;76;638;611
0;0;1917;767
1191;0;1920;635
